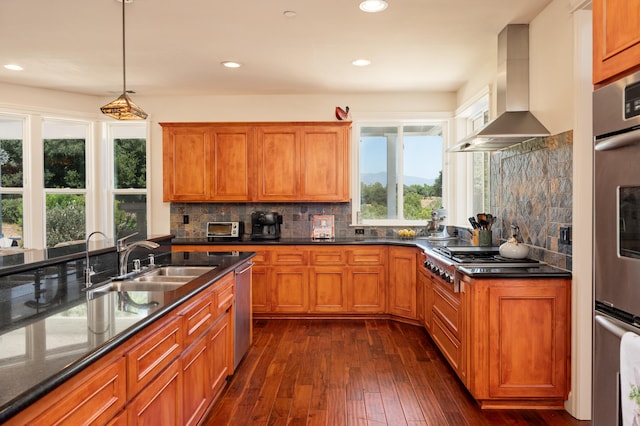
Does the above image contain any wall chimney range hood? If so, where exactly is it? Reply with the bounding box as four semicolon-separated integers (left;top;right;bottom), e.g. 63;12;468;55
448;24;550;152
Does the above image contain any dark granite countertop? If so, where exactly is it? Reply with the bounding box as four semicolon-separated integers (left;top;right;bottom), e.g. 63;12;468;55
456;264;571;278
172;237;572;279
0;250;254;423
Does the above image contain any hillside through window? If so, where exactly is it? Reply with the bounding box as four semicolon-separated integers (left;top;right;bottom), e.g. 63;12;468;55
358;123;444;223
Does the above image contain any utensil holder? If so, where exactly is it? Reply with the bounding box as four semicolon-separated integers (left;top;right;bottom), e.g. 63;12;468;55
473;229;492;246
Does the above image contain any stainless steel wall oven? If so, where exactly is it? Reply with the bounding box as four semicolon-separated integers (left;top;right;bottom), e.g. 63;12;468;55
593;69;640;425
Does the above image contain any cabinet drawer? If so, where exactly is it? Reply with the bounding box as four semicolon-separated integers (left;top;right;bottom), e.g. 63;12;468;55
347;247;385;265
27;358;127;426
178;287;216;347
271;249;308;265
432;283;462;340
215;273;235;315
309;249;346;265
431;315;463;374
126;315;183;399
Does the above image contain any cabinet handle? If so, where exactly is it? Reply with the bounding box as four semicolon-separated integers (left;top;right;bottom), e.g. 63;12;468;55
235;262;254;275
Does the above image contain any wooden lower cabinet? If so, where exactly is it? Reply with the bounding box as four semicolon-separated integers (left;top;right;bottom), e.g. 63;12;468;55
347;266;386;313
418;265;432;332
462;276;570;409
6;355;127;426
209;312;232;398
387;246;419;319
182;334;211;426
310;267;348;312
271;267;309;312
128;359;183;425
251;265;270;312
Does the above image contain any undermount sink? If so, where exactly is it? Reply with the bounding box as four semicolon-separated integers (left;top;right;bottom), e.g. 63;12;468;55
89;265;216;293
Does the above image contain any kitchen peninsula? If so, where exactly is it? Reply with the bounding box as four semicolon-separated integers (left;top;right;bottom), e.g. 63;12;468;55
0;238;254;425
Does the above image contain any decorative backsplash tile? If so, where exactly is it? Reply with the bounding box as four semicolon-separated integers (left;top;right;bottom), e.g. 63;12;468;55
491;131;573;270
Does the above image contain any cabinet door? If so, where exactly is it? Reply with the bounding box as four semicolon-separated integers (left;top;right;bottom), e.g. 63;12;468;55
182;335;211;426
387;247;418;319
299;126;349;201
418;267;432;331
162;126;210;201
593;0;640;85
251;265;271;313
209;127;253;201
271;267;309;313
347;266;386;313
485;284;569;399
127;360;182;425
309;267;348;312
209;312;232;398
255;127;300;200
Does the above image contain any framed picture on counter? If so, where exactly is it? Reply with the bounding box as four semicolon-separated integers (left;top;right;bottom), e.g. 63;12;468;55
312;215;334;239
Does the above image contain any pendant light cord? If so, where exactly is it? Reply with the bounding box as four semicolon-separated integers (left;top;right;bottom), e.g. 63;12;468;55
121;0;127;94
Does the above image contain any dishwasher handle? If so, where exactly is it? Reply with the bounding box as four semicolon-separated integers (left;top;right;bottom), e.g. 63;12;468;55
235;261;254;275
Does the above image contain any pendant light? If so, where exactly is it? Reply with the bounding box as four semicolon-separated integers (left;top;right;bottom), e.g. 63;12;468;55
100;0;147;120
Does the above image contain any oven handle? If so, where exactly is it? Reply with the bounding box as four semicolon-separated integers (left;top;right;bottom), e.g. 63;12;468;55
595;314;629;339
595;127;640;151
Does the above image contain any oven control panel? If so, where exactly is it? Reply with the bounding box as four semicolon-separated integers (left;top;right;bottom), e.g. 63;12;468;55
424;252;455;284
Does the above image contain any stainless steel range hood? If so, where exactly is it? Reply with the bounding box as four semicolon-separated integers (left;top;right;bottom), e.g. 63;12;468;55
448;24;550;153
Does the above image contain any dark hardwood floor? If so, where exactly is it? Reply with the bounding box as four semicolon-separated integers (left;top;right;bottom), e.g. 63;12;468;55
205;319;590;425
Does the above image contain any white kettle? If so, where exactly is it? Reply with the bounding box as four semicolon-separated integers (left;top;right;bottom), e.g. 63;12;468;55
499;225;530;259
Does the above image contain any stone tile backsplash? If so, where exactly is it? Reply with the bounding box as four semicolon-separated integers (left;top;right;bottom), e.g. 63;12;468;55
491;131;573;270
170;130;573;271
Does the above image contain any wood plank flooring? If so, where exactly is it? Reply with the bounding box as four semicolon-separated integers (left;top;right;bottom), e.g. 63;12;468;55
204;319;590;426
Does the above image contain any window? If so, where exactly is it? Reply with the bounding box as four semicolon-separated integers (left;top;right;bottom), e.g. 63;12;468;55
0;116;24;245
43;120;88;247
357;122;445;224
109;124;148;240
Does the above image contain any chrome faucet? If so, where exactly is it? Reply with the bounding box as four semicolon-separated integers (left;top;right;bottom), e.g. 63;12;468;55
85;231;107;288
117;233;159;276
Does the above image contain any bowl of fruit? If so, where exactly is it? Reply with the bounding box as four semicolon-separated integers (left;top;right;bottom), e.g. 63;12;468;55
398;229;416;240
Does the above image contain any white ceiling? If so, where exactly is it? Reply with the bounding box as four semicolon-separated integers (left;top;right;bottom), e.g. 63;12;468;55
0;0;553;97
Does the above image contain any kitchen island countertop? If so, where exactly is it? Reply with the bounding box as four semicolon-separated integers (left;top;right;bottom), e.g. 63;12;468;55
0;250;254;423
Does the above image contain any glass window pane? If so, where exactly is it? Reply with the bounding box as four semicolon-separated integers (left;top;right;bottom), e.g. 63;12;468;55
114;194;147;240
402;126;443;220
0;118;23;189
46;194;86;247
0;194;23;243
43;121;86;189
360;127;396;220
114;138;146;189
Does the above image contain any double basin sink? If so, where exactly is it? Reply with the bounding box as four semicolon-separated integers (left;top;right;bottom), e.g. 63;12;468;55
92;266;216;293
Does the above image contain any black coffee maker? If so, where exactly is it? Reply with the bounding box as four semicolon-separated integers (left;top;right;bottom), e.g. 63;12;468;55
250;211;282;240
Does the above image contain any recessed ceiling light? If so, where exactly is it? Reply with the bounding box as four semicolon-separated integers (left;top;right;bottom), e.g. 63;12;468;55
283;10;297;18
352;59;371;67
221;61;241;68
359;0;388;13
4;64;23;71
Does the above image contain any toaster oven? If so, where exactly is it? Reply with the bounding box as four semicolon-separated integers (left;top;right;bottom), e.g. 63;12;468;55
207;221;244;241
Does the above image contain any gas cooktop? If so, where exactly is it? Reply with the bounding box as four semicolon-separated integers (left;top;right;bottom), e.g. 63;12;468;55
430;246;540;267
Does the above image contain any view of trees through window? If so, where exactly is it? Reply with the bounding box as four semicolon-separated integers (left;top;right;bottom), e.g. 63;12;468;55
0;138;23;242
359;124;443;222
113;137;147;240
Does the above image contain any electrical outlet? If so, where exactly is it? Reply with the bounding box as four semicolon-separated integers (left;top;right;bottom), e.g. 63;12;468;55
183;215;189;224
560;226;571;244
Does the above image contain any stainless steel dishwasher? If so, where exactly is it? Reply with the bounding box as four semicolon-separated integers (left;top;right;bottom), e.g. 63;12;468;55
234;261;253;369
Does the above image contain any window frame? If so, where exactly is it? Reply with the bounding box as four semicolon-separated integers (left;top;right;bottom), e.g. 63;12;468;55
104;122;150;240
351;114;452;227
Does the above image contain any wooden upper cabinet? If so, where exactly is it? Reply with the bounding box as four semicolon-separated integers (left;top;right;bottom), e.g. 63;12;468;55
162;121;350;203
593;0;640;86
210;127;253;201
255;126;300;201
161;123;253;202
162;125;210;201
299;126;349;202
